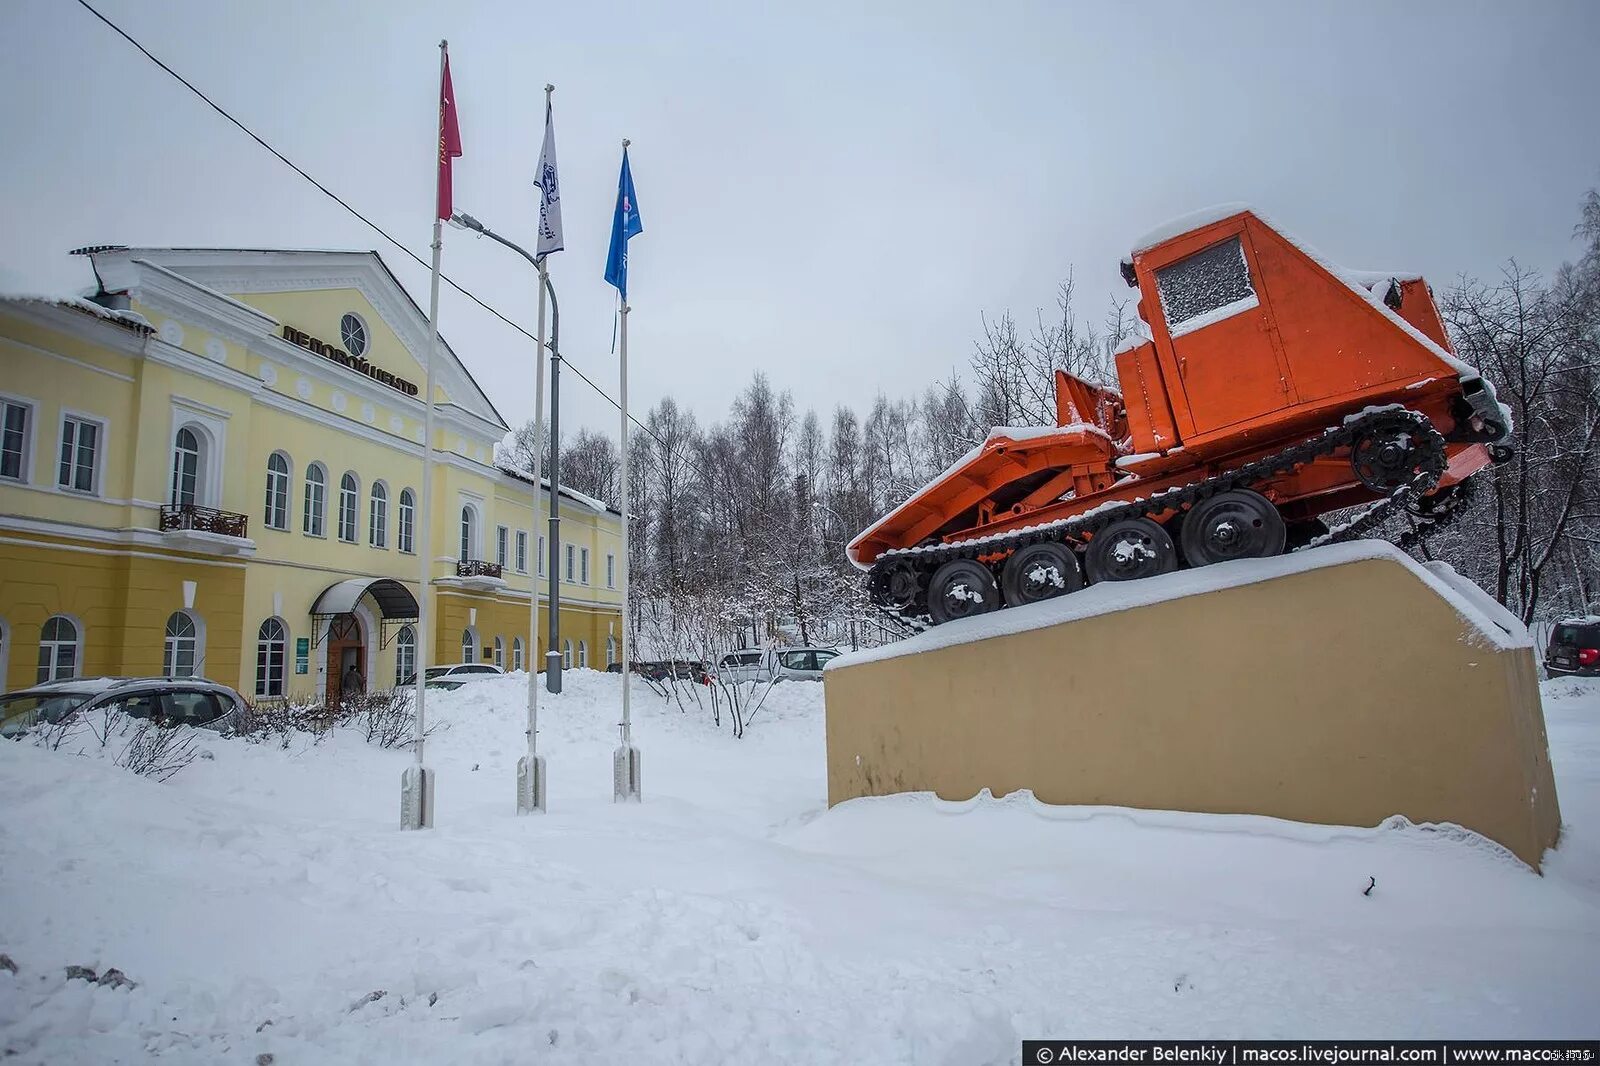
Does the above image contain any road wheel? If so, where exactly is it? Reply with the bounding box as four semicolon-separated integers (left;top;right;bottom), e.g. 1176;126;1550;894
927;559;1002;625
1181;489;1287;566
1084;518;1178;583
1000;542;1083;607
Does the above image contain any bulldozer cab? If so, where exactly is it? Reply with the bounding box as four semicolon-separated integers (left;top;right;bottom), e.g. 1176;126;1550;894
1135;218;1289;441
1124;207;1471;454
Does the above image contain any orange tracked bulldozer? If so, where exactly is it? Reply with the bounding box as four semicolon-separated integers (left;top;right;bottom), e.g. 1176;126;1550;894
851;205;1512;626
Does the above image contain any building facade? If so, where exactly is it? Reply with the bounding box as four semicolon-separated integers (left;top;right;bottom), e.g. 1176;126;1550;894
0;246;623;701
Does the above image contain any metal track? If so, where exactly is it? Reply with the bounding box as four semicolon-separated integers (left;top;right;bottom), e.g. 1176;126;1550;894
870;407;1460;623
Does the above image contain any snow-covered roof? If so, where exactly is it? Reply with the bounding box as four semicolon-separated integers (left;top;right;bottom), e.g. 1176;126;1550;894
828;541;1530;673
494;460;620;516
1129;202;1251;255
0;292;153;333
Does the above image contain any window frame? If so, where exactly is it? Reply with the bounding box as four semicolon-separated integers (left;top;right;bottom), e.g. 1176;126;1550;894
255;617;288;698
563;639;573;670
303;462;328;537
512;635;524;672
565;543;575;582
57;410;106;497
369;480;389;549
515;530;528;574
337;471;360;543
1153;235;1258;337
264;451;292;530
538;535;547;577
577;640;587;669
397;488;416;554
394;624;416;686
493;636;504;669
162;609;203;679
339;312;369;358
580;548;590;585
0;394;36;484
170;426;202;507
606;553;616;589
461;627;478;663
36;614;82;683
460;504;479;561
497;525;509;568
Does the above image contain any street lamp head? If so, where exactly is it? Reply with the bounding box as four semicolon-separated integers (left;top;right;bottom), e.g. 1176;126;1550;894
449;212;483;233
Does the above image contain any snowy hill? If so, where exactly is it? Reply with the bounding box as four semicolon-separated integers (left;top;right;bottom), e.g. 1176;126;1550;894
2;671;1598;1062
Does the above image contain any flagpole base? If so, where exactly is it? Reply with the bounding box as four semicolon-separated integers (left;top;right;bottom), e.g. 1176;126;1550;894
612;744;641;803
401;765;435;829
516;753;547;814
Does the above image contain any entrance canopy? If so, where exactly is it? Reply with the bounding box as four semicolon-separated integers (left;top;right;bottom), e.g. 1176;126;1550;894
309;578;419;648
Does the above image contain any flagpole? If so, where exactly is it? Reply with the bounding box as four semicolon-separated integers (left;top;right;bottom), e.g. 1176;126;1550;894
517;86;555;815
613;138;641;803
403;39;448;830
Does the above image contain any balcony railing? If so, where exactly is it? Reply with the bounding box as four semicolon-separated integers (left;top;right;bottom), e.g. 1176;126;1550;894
159;503;248;539
456;559;503;579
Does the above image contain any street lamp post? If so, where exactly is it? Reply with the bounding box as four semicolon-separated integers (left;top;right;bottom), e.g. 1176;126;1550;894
449;209;560;810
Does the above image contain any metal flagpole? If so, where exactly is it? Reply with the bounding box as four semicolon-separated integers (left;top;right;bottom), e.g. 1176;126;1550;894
403;39;449;830
516;151;552;812
613;138;641;802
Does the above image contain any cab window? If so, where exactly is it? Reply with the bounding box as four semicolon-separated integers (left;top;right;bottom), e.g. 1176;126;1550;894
1155;236;1255;332
162;689;226;726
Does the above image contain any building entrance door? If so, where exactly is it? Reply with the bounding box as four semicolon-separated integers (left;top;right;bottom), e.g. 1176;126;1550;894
324;612;365;706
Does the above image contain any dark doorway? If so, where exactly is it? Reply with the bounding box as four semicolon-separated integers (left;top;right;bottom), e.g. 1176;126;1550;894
324;612;365;706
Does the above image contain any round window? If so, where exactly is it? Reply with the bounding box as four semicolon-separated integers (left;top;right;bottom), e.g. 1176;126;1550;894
339;313;368;357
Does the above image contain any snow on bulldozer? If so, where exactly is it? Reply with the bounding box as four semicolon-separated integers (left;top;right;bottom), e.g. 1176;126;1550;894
850;204;1513;626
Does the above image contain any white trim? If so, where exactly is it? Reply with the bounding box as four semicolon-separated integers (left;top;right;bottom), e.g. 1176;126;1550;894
168;401;227;509
0;515;252;566
162;607;206;679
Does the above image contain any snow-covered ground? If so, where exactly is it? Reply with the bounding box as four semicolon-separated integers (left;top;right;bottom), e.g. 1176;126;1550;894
2;671;1598;1062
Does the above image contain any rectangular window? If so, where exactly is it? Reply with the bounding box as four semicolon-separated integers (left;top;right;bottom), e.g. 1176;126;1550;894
538;535;546;577
565;543;575;581
1154;236;1256;335
57;415;100;494
497;525;508;567
516;531;528;573
606;553;616;589
580;548;590;584
1;399;31;482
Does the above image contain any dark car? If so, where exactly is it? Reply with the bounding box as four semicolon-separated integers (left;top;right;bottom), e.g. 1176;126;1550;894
0;677;248;738
613;660;709;684
1545;618;1600;679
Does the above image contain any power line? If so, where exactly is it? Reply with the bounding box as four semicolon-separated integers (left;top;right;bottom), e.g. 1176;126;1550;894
73;0;653;447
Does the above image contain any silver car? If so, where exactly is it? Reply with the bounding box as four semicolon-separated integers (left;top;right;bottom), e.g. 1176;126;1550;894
0;676;248;738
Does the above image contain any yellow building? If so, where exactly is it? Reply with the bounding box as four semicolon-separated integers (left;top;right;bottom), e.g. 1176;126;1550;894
0;245;622;702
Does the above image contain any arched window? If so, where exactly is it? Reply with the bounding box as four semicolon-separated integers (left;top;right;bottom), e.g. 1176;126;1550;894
394;624;416;686
493;636;504;669
369;482;388;548
338;472;359;542
606;633;617;667
577;640;587;669
461;627;477;663
163;610;200;678
512;636;524;672
255;618;287;698
563;639;572;670
303;463;327;536
171;427;200;506
398;489;415;553
264;452;291;530
36;615;80;683
460;505;477;561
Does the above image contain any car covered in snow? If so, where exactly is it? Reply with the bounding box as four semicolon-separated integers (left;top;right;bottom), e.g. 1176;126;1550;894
0;676;248;738
714;647;842;684
400;663;505;691
1545;617;1600;679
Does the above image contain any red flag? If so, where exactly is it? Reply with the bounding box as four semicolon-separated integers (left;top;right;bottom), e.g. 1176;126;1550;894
436;51;463;220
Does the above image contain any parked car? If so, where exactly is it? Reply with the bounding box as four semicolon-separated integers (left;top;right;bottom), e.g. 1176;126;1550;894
770;646;842;682
1545;617;1600;679
714;646;842;684
401;663;505;691
0;677;247;738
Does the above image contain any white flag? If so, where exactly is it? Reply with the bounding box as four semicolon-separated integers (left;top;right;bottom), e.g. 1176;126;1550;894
536;101;564;257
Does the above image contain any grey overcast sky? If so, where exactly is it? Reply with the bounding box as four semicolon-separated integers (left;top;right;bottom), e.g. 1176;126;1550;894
2;0;1597;437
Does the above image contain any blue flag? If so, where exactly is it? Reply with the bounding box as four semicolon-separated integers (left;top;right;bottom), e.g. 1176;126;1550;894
604;148;643;299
